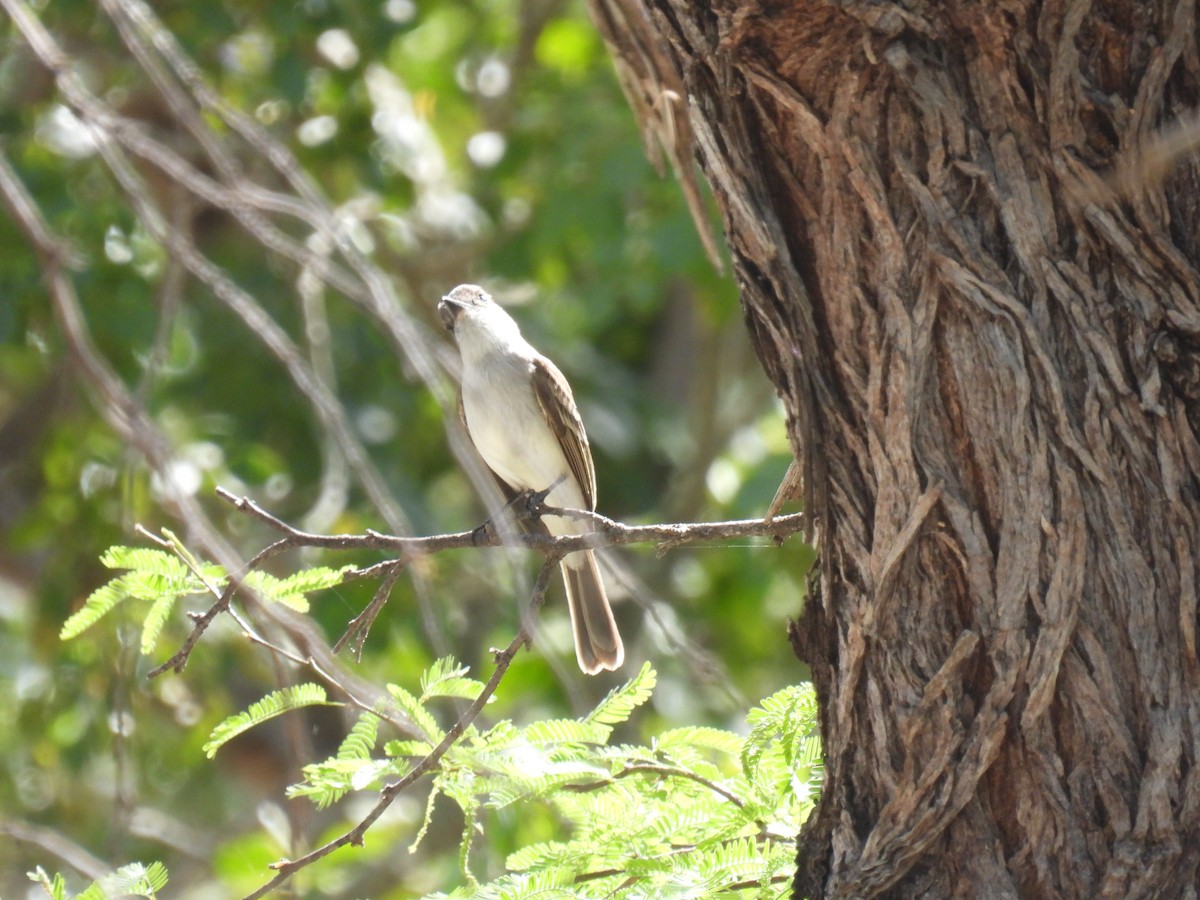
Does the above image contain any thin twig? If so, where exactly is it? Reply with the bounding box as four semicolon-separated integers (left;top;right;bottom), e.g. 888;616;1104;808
153;484;802;679
333;561;407;657
0;818;112;882
145;535;291;678
217;485;805;555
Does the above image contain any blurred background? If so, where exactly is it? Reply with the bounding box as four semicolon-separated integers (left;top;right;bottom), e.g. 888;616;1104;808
0;0;812;894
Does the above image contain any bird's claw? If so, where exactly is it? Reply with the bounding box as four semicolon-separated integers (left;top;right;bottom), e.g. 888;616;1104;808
521;483;555;518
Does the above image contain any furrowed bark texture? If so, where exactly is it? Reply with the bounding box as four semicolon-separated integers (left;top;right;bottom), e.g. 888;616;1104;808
590;1;1200;897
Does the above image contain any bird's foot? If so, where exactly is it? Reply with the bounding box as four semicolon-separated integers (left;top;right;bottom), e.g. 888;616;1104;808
520;475;566;520
475;475;566;539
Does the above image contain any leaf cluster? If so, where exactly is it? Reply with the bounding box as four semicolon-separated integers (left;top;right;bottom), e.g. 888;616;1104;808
28;862;168;900
207;655;823;898
51;521;820;897
60;543;353;654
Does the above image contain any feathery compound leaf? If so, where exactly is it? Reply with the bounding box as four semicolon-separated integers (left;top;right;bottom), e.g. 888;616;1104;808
288;758;399;809
81;861;169;899
742;684;818;778
504;840;575;872
655;726;745;758
421;656;488;701
407;664;818;899
204;684;332;758
422;655;467;689
64;545;217;642
522;718;611;747
26;868;67;900
337;712;380;760
387;683;445;744
241;565;354;612
139;591;177;655
467;866;578;900
695;835;764;890
60;582;127;640
585;661;656;727
456;790;481;891
101;546;189;576
386;739;435;758
274;564;356;595
483;759;612;809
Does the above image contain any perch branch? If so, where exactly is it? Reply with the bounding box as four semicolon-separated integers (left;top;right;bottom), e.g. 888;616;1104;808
216;484;805;555
149;486;804;676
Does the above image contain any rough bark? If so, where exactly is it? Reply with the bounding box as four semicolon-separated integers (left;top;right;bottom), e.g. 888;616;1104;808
589;1;1200;897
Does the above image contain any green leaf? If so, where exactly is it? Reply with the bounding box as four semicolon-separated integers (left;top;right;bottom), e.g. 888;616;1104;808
273;564;355;595
337;712;380;761
421;655;487;701
60;582;127;640
388;683;445;744
288;758;400;809
467;865;579;900
655;726;745;758
204;684;333;758
26;867;67;900
504;840;574;872
386;738;435;758
585;661;656;727
483;760;611;809
410;771;449;853
108;861;169;897
62;544;216;642
139;590;177;655
667;835;762;893
67;861;170;900
522;718;610;747
100;546;190;577
743;684;818;779
241;565;354;612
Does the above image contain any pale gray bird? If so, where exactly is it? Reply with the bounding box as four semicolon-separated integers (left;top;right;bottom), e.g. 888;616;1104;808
438;284;624;674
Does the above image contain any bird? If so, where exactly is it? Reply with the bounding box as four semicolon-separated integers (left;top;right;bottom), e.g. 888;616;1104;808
438;284;624;674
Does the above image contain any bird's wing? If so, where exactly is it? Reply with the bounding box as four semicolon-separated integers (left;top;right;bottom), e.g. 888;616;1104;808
531;355;596;511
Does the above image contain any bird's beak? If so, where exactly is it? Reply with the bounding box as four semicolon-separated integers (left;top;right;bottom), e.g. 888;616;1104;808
437;296;461;332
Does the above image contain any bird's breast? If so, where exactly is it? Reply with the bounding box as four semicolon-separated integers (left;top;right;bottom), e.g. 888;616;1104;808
461;355;585;527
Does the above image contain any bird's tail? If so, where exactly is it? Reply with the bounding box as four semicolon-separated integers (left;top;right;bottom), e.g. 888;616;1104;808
561;549;624;674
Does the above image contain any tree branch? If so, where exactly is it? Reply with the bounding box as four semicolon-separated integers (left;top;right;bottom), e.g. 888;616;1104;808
149;485;803;675
217;484;805;554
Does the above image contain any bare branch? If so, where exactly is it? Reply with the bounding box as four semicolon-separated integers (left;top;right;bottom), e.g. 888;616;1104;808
147;485;802;675
215;485;806;556
0;818;112;883
333;562;407;658
144;534;291;679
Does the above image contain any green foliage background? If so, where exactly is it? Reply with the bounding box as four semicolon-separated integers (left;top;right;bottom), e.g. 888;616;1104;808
0;0;814;894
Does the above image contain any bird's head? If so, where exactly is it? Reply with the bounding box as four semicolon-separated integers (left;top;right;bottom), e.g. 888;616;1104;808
438;284;525;355
438;283;494;333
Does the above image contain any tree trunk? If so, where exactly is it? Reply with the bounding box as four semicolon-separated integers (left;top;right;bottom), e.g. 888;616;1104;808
590;1;1200;896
